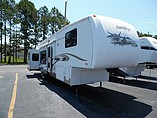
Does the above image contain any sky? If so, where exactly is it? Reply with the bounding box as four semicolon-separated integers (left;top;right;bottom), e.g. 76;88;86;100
15;0;157;35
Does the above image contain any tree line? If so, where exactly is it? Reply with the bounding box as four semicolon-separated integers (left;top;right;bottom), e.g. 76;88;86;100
137;31;157;39
0;0;69;63
0;0;157;64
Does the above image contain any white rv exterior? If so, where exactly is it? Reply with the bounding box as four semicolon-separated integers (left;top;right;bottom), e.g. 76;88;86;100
28;49;40;71
120;37;157;77
28;15;140;86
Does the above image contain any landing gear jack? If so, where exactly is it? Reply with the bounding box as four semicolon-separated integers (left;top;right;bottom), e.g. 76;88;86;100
75;88;78;97
100;82;102;88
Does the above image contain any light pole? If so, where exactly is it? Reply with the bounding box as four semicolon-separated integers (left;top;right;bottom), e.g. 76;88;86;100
64;0;68;26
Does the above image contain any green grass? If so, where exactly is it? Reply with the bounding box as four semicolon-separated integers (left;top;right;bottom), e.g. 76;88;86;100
0;56;26;65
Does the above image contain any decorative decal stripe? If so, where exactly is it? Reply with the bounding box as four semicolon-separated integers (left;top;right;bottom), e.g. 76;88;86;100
55;54;69;61
55;53;87;62
63;53;88;61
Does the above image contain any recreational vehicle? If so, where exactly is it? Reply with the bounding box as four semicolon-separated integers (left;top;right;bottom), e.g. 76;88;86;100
119;37;157;77
28;15;140;86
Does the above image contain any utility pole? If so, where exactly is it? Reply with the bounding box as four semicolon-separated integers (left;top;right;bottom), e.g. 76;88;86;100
64;0;68;26
4;22;6;62
0;10;3;63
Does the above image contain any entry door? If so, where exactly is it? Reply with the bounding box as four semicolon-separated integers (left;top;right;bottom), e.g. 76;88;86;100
51;42;56;73
47;46;52;72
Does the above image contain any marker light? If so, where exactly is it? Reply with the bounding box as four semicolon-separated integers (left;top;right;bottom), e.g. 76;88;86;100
93;15;96;17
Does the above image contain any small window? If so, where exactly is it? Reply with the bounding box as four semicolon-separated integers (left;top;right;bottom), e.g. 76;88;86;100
32;53;39;61
65;28;77;48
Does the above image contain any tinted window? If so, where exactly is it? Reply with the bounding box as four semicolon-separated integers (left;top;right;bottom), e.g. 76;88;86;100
40;50;46;63
65;28;77;48
32;53;39;61
48;47;51;57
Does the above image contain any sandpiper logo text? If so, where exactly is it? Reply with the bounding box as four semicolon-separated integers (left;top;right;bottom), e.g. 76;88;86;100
116;25;131;32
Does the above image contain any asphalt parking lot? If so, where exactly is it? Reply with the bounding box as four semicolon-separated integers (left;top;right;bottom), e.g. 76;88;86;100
0;65;157;118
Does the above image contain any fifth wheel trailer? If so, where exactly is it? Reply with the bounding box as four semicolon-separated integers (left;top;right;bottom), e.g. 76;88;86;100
28;15;140;86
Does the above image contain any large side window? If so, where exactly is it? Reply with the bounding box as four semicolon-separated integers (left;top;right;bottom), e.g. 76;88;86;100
65;28;77;48
32;53;39;61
